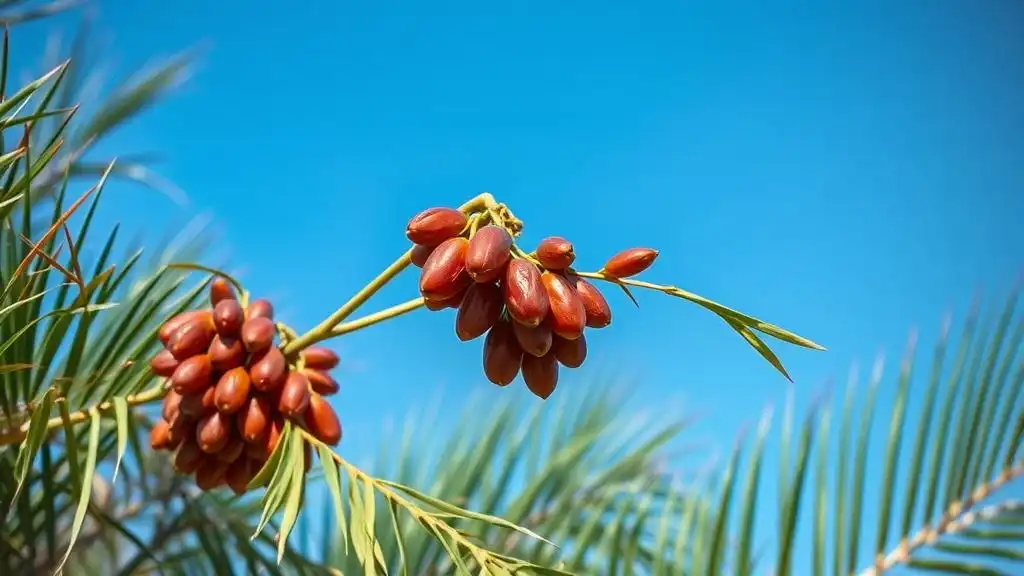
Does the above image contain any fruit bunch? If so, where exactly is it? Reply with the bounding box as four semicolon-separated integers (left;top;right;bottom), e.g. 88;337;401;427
148;278;343;494
407;207;657;399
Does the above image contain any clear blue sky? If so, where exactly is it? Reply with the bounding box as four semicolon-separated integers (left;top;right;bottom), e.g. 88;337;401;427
16;0;1024;572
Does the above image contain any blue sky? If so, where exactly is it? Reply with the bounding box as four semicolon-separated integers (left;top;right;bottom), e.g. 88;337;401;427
14;0;1024;572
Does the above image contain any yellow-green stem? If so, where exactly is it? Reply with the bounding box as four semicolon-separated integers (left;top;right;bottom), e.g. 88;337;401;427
0;384;166;446
281;192;501;356
328;298;425;337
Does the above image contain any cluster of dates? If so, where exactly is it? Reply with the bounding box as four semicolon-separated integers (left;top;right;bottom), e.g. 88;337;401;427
148;278;343;494
407;207;657;399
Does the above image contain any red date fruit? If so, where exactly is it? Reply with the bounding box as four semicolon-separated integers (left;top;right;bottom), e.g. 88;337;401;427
602;248;658;278
179;390;208;419
465;225;512;283
225;458;253;495
573;277;612;328
210;277;236;306
305;393;342;446
195;458;229;491
455;282;503;341
419;237;472;302
159;310;204;346
541;272;586;340
171;355;213;396
424;288;466;311
279;371;312;417
536;237;575;270
512;320;553;358
249;347;287;392
150;349;179;377
503;259;549;327
246;299;275;321
209;335;247;372
216;436;245;464
150;420;174;450
406;207;468;246
213;298;245;338
237;396;271;444
552;333;587;368
304;369;339;396
303;347;339;370
214;367;251;415
411;244;434;268
522;353;559;399
196;412;231;454
482;321;523;386
162;390;183;422
173;438;204;474
240;317;276;353
166;311;216;360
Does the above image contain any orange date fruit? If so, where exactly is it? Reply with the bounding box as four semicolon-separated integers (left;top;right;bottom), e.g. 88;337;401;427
166;311;216;360
541;272;586;340
535;237;575;270
214;367;251;415
305;393;342;446
455;282;503;341
502;259;549;327
602;248;658;278
279;371;312;417
159;310;204;346
512;319;553;358
482;321;523;386
171;355;213;396
406;207;468;246
419;237;472;302
208;335;247;372
162;389;183;422
150;420;174;450
210;277;237;306
465;225;512;283
573;277;612;329
213;298;245;338
237;396;271;444
522;352;559;399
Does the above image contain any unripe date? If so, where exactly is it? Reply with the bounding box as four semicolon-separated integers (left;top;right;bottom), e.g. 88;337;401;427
213;298;245;338
411;244;434;268
303;347;340;370
210;277;236;306
237;396;271;444
166;312;216;360
246;299;275;321
502;259;549;327
249;347;287;392
522;353;559;399
171;355;213;396
279;371;312;417
541;272;586;340
304;369;339;395
419;237;472;302
240;317;275;353
482;321;523;386
406;207;468;246
150;349;179;377
512;320;553;358
552;333;587;368
465;225;512;283
455;282;503;341
196;412;232;454
602;248;658;278
535;237;575;270
214;367;251;414
573;277;612;329
305;393;342;445
209;335;247;372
